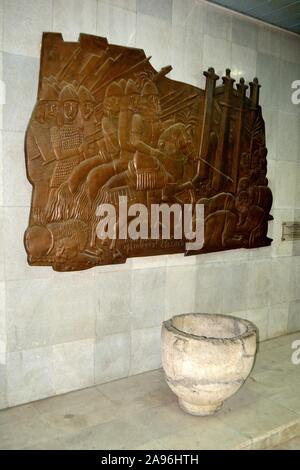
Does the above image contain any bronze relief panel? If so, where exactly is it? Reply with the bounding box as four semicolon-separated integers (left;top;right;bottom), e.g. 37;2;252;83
24;33;273;271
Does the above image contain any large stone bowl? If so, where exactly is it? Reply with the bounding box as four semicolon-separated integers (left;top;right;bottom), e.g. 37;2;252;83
161;313;257;416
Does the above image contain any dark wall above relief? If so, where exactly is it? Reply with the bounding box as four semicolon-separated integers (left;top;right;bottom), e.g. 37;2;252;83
208;0;300;35
24;33;273;271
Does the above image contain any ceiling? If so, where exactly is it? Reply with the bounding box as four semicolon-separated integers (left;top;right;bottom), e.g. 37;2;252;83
208;0;300;35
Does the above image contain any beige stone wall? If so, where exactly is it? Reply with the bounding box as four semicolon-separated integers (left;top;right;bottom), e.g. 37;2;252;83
0;0;299;409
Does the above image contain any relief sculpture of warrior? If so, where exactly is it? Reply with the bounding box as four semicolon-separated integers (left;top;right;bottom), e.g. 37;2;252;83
48;83;84;208
25;78;59;224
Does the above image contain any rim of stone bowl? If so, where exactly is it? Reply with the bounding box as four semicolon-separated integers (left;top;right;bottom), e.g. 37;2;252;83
162;313;257;343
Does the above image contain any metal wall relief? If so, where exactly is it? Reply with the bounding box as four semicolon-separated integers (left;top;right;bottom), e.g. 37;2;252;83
24;33;273;271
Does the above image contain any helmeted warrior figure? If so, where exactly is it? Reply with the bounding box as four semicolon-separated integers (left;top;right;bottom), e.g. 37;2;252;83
85;78;141;202
48;83;84;205
67;80;123;195
78;85;100;159
100;80;123;163
132;80;161;151
25;77;60;223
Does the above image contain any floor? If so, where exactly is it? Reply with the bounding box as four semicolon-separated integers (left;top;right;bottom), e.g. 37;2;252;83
0;332;300;450
272;435;300;450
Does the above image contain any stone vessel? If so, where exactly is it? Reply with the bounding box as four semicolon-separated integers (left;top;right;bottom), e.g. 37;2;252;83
161;313;257;416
